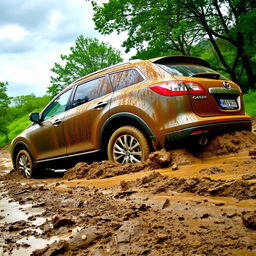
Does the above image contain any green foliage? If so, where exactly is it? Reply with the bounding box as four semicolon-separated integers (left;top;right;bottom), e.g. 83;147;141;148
244;90;256;117
0;82;11;142
0;94;50;147
48;36;123;97
9;94;50;121
92;0;256;90
0;115;30;147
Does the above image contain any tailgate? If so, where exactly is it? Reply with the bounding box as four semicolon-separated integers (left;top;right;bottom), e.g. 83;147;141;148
187;78;244;117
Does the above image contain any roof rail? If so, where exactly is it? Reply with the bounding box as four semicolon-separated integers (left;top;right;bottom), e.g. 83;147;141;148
72;59;142;85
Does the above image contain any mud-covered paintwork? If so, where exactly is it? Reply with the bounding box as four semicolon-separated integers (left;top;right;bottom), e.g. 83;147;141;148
10;56;252;169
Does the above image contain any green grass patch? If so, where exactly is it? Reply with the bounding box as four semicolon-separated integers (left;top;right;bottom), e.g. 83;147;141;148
244;90;256;117
0;114;31;146
0;107;42;146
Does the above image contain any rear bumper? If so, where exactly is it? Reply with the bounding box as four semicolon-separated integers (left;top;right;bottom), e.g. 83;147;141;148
164;120;252;149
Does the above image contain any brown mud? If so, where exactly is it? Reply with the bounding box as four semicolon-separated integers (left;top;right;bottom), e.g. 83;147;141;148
0;128;256;256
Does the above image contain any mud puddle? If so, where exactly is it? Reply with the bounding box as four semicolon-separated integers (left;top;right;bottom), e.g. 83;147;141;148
0;191;43;224
0;129;256;255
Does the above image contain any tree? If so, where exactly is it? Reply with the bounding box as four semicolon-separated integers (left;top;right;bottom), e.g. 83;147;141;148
0;82;11;142
48;36;123;97
9;94;51;121
92;0;256;90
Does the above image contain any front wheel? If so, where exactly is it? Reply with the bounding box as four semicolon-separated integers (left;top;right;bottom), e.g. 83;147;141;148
107;126;150;164
16;150;36;178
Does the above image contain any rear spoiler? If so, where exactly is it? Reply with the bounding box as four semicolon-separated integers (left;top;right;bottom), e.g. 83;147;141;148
150;56;211;68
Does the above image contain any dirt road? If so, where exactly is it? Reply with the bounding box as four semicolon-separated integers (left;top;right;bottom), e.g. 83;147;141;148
1;124;256;256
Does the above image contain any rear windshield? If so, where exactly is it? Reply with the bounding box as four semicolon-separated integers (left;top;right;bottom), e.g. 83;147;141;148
158;63;227;80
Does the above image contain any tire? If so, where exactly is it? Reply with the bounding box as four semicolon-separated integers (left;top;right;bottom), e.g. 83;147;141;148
107;126;150;164
16;150;36;178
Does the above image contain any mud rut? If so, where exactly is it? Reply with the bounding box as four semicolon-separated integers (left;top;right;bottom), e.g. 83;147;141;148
1;127;256;256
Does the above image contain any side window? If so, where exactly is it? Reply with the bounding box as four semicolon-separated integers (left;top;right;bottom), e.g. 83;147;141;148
43;89;72;120
109;69;144;91
72;77;109;107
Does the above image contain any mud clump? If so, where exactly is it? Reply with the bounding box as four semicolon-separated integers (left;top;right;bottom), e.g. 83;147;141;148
31;240;69;256
63;161;152;180
52;216;76;228
125;172;256;200
63;149;172;180
199;167;225;175
201;131;256;157
171;148;200;166
0;169;22;181
242;211;256;229
242;173;256;180
249;149;256;156
147;149;171;167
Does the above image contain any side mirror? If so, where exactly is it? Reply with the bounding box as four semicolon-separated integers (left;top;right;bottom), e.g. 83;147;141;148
29;112;41;123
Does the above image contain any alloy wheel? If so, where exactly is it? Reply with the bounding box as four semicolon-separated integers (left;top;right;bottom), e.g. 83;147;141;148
18;153;32;178
113;134;142;163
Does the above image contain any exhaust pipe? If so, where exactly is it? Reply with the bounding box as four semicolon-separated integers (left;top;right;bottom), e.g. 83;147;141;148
198;137;208;146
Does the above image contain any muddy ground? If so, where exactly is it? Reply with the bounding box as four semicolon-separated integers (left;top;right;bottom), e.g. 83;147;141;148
1;119;256;256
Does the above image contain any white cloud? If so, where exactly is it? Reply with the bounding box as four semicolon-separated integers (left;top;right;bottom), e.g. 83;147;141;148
0;25;28;41
0;0;131;97
48;10;64;30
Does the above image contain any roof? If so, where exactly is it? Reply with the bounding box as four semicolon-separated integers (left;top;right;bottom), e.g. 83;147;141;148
71;56;210;86
72;59;143;85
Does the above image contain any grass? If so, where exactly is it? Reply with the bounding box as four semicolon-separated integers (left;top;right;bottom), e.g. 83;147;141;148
0;115;31;147
244;90;256;117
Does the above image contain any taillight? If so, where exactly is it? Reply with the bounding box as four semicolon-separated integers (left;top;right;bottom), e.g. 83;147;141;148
149;81;205;96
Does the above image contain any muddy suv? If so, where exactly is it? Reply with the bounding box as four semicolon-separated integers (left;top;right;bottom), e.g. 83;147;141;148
10;56;251;178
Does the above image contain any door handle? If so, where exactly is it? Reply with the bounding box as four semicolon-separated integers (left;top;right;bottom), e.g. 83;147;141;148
52;119;62;126
94;101;108;109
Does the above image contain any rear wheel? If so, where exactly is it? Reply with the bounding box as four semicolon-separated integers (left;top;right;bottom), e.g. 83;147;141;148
16;150;36;178
107;126;150;164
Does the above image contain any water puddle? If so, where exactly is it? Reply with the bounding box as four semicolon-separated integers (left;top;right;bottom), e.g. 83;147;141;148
0;227;81;256
7;227;81;256
0;192;43;224
0;189;81;256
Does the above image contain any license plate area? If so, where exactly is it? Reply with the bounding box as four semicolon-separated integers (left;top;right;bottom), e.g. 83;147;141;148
217;98;238;110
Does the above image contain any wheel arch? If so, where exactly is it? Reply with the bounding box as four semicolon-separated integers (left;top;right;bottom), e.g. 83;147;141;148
12;141;33;170
99;112;156;154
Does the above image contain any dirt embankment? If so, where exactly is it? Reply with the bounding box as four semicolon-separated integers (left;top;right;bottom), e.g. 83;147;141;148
63;130;256;181
1;129;256;256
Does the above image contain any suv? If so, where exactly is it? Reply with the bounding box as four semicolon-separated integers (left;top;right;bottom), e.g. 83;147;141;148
10;56;251;178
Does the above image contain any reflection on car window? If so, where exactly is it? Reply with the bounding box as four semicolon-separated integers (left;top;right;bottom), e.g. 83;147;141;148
158;64;227;79
109;69;144;91
72;77;108;107
43;89;72;120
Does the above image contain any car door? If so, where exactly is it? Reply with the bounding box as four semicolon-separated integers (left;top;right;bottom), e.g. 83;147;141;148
27;89;73;161
63;76;112;155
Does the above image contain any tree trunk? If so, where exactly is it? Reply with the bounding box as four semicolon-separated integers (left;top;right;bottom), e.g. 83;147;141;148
241;54;255;90
207;33;239;83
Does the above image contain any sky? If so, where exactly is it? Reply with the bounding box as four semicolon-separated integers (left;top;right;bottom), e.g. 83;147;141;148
0;0;132;97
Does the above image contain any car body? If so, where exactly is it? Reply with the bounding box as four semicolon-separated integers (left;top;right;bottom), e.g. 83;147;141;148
10;56;252;178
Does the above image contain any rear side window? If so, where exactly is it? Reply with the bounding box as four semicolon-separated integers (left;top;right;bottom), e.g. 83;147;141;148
158;63;227;80
109;69;144;91
72;77;110;107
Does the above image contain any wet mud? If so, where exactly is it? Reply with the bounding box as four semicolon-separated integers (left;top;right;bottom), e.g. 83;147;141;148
1;129;256;256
